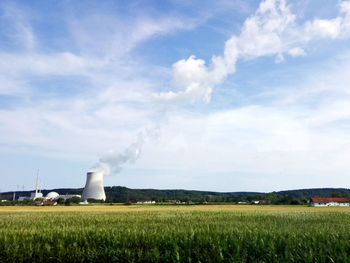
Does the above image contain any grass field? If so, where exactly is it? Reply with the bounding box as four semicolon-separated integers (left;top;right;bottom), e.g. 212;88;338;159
1;205;350;262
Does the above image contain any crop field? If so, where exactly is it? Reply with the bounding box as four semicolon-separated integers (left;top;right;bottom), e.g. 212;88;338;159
1;205;350;262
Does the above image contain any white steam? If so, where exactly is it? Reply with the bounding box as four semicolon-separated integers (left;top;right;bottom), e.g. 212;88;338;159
90;126;160;176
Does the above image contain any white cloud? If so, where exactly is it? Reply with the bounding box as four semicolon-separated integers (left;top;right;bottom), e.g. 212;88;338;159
0;76;28;95
154;56;214;103
0;51;108;98
156;0;350;104
302;1;350;40
0;52;100;76
129;16;198;48
0;95;155;161
304;18;342;39
68;12;200;59
260;51;350;106
0;0;204;98
288;47;306;57
132;97;350;191
236;0;295;58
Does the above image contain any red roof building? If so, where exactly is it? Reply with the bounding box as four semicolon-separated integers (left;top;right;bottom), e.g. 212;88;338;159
310;197;350;207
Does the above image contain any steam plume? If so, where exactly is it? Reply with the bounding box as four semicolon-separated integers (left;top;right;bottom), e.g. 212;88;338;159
91;0;350;175
90;126;160;176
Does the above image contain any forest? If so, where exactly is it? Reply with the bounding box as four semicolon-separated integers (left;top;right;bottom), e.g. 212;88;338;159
1;187;350;205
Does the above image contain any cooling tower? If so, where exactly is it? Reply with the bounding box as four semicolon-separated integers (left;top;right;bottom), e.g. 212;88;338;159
82;171;106;201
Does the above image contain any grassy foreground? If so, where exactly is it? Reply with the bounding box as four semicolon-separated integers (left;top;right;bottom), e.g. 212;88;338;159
1;205;350;262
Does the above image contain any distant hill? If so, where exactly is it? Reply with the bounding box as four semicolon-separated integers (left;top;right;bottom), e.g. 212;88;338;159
1;187;350;204
276;188;350;198
104;186;262;203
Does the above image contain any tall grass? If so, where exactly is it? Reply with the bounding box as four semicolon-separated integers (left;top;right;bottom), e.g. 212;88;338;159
0;206;349;262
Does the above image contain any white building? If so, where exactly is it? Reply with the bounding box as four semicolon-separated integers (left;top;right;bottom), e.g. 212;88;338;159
310;197;350;207
46;192;60;200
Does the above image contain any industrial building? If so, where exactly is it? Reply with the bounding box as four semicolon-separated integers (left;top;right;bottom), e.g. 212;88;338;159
18;174;43;201
9;170;103;203
17;174;81;202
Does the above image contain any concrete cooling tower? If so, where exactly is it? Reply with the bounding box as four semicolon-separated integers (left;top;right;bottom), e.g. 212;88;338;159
82;171;106;201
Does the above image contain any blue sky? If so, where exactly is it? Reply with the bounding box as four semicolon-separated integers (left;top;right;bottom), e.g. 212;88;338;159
1;0;350;192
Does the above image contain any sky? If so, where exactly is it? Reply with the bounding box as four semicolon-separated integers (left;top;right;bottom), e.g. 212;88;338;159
1;0;350;192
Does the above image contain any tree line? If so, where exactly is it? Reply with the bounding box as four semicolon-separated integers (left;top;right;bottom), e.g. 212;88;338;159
1;186;350;205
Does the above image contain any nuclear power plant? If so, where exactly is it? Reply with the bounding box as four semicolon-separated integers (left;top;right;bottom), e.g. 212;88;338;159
81;171;106;201
6;170;104;203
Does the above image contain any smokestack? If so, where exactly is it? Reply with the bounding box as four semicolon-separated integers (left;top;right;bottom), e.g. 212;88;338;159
82;171;106;201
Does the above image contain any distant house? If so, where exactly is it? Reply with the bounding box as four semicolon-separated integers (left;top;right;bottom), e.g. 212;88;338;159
310;197;350;207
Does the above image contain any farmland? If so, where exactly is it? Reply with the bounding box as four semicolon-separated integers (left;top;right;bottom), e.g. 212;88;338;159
1;205;350;262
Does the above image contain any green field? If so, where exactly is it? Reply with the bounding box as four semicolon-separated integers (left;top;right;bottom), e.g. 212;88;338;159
1;205;350;262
